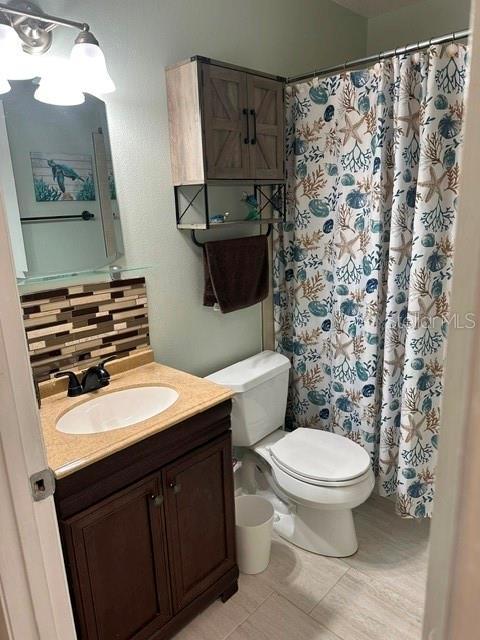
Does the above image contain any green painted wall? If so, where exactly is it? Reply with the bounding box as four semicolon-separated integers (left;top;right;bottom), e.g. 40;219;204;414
13;0;474;377
367;0;471;54
40;0;366;376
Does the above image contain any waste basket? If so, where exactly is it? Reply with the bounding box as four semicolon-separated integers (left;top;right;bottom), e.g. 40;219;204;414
235;495;274;574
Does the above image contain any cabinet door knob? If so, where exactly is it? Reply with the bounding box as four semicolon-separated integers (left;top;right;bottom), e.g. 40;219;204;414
169;481;181;494
150;494;164;507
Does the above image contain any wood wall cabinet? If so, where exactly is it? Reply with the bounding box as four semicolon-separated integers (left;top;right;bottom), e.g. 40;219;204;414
166;56;285;184
56;401;238;640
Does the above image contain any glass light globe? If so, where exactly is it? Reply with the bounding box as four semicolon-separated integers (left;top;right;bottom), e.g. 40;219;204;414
4;52;38;80
70;42;115;96
0;24;21;56
0;23;38;79
34;60;85;106
0;77;11;94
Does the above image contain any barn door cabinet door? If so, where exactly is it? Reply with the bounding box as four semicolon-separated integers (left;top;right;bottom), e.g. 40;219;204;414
201;63;285;181
202;64;250;179
62;475;172;640
247;74;285;180
163;432;236;611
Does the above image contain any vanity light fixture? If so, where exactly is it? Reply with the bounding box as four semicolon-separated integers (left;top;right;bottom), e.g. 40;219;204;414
0;1;115;103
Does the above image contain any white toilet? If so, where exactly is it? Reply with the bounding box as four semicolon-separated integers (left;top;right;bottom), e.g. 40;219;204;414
207;350;375;557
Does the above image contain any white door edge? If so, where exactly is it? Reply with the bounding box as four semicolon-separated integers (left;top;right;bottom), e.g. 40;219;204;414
0;191;76;639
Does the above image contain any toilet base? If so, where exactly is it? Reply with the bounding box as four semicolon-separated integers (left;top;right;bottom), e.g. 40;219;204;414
274;506;358;557
238;450;370;558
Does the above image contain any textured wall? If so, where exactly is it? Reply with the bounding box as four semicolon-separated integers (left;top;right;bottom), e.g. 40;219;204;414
38;0;366;376
367;0;471;54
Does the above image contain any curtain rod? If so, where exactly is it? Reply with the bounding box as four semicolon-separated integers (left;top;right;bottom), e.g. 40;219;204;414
287;28;471;84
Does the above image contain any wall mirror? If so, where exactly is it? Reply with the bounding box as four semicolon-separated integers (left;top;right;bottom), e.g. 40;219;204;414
1;80;124;281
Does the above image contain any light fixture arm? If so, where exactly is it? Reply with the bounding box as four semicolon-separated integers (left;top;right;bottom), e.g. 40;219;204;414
0;1;89;32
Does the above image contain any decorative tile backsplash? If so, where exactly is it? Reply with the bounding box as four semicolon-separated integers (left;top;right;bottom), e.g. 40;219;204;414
21;277;150;381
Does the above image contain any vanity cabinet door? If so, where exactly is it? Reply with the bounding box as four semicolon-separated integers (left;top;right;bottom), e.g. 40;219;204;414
62;475;172;640
247;74;285;180
202;64;251;179
163;432;236;611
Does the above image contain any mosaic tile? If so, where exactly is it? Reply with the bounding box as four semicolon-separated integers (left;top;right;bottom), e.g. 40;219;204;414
21;277;150;381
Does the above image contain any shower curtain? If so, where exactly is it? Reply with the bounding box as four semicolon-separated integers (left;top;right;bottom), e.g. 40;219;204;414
273;44;468;518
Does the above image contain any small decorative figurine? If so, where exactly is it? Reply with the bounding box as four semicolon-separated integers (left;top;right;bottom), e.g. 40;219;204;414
241;192;260;220
209;212;230;224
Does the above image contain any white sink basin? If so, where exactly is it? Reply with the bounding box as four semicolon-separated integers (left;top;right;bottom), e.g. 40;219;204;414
56;386;179;435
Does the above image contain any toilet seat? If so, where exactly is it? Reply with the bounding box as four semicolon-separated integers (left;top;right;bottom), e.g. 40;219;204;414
250;427;375;512
270;459;375;510
268;428;371;488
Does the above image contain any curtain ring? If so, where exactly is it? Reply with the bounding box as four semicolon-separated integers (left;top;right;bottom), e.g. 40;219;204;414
452;32;457;42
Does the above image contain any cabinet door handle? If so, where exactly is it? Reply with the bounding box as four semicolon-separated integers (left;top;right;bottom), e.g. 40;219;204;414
169;481;182;494
250;108;257;145
243;108;250;144
150;494;164;507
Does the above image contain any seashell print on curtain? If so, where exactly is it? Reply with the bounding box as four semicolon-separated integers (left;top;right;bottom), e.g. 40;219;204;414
273;44;468;518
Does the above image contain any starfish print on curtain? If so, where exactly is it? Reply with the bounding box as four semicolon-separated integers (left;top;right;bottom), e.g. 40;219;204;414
273;44;468;518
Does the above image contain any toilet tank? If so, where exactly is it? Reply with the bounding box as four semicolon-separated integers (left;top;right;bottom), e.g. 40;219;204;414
206;351;290;446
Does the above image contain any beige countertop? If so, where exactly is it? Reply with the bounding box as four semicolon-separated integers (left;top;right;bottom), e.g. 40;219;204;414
39;351;233;479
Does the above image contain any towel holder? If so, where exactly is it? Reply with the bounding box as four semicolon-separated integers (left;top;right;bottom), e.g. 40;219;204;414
175;182;286;248
190;223;273;248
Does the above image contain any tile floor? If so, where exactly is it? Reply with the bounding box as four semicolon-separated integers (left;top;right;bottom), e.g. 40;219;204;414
173;495;430;640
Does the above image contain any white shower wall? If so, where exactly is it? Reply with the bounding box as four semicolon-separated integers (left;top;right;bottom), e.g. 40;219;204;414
367;0;471;53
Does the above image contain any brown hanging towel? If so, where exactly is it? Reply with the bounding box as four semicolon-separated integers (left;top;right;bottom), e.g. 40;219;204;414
203;235;269;313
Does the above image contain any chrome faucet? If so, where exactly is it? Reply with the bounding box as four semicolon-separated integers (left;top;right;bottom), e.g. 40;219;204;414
54;356;116;397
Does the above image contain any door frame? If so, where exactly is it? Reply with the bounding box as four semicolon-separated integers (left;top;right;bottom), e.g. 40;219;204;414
0;192;76;639
1;4;480;637
421;0;479;636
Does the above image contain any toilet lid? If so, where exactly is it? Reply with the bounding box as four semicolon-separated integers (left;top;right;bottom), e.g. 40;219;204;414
269;428;371;484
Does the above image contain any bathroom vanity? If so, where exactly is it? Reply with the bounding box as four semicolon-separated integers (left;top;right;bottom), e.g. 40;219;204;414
39;353;238;640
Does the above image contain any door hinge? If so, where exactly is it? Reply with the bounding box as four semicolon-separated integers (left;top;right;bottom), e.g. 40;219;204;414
30;468;55;502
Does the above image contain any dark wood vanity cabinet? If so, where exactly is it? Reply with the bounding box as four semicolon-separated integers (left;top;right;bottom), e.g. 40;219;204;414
164;435;236;611
55;400;238;640
166;56;285;184
63;475;173;640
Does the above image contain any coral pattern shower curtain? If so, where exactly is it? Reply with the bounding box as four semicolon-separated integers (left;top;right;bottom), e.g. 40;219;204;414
273;45;467;518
